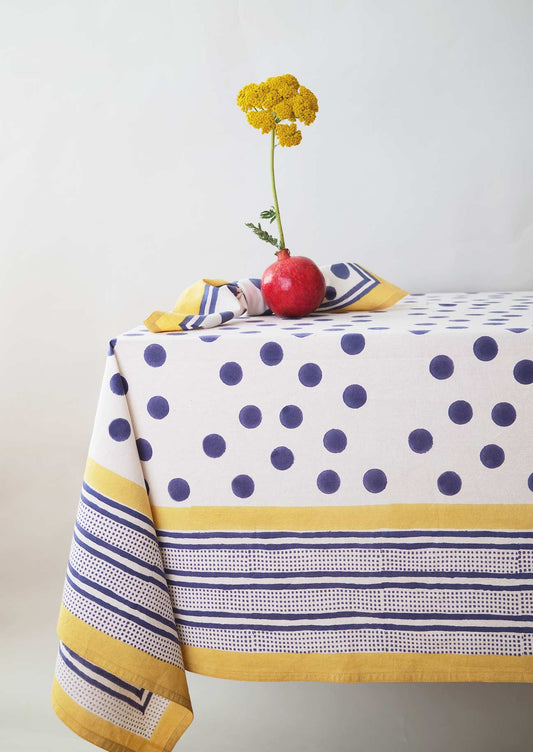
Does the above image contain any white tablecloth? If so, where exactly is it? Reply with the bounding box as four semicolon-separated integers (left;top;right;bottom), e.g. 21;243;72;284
52;291;533;752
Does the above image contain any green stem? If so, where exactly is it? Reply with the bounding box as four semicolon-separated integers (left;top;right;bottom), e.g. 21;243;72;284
270;128;285;249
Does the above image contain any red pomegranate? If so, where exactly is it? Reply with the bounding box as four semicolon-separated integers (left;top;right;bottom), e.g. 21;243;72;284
261;248;326;318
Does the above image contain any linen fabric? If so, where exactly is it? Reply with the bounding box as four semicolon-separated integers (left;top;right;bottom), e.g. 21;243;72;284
53;291;533;752
143;261;407;332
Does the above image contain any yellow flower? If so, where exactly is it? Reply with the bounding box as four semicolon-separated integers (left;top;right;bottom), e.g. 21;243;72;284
300;85;318;109
266;74;299;100
246;109;276;134
256;81;283;109
273;99;295;121
276;123;302;147
237;82;263;111
291;87;319;126
238;74;317;251
237;74;317;145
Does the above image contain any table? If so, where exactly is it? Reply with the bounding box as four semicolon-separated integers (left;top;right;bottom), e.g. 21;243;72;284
52;291;533;752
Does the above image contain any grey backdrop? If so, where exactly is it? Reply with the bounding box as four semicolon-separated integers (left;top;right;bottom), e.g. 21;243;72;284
2;1;533;750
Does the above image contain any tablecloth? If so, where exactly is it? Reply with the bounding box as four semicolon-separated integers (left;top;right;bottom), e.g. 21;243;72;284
52;291;533;752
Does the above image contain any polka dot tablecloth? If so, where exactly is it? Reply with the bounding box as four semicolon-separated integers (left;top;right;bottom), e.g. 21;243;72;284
53;292;533;752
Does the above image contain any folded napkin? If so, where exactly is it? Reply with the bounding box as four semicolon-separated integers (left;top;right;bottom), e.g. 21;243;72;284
144;261;407;333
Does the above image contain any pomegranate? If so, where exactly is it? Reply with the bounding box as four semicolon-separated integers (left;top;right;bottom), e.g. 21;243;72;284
261;248;326;318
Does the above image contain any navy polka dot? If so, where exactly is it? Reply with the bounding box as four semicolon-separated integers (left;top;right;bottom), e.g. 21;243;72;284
219;361;243;385
110;373;128;395
325;286;337;300
480;444;505;468
232;474;254;498
200;335;219;342
108;339;117;355
108;418;130;442
323;429;347;453
341;333;365;355
491;402;516;427
147;396;169;419
144;344;166;367
514;360;533;385
342;384;367;409
408;429;433;453
437;471;462;496
363;469;387;493
168;478;190;502
317;470;341;494
239;405;262;428
331;263;350;279
298;363;322;387
429;355;454;379
136;438;153;461
202;434;226;458
280;405;303;428
473;336;498;361
448;400;473;424
260;342;284;366
271;446;294;470
528;473;533;492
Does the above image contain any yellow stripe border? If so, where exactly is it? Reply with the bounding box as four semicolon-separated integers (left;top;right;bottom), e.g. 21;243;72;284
181;645;533;683
151;503;533;532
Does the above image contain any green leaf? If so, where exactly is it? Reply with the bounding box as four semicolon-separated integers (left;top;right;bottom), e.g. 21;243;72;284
260;207;277;224
245;220;280;249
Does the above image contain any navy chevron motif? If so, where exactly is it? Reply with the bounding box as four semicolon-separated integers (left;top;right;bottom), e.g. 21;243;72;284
318;263;379;310
59;642;152;712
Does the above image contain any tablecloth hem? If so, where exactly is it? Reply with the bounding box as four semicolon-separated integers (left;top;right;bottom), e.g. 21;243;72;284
51;678;193;752
180;645;533;683
183;664;533;684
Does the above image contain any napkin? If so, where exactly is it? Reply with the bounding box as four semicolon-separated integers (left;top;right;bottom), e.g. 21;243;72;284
144;261;407;333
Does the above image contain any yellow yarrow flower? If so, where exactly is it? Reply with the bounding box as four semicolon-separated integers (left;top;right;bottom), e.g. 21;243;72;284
237;74;318;252
236;83;260;111
276;123;302;147
237;74;318;145
246;110;276;134
266;74;299;101
256;81;283;109
273;99;295;121
300;85;318;109
291;87;318;126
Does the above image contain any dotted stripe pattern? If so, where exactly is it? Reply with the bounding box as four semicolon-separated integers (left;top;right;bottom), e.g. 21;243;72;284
60;486;185;668
175;624;530;656
157;528;533;655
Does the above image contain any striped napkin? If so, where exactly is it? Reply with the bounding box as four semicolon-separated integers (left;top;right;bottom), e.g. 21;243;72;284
144;261;407;333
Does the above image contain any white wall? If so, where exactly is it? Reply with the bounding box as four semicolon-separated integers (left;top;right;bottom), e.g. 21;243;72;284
2;2;533;751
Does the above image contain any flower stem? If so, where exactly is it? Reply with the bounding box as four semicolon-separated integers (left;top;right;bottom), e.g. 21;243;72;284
270;128;285;249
